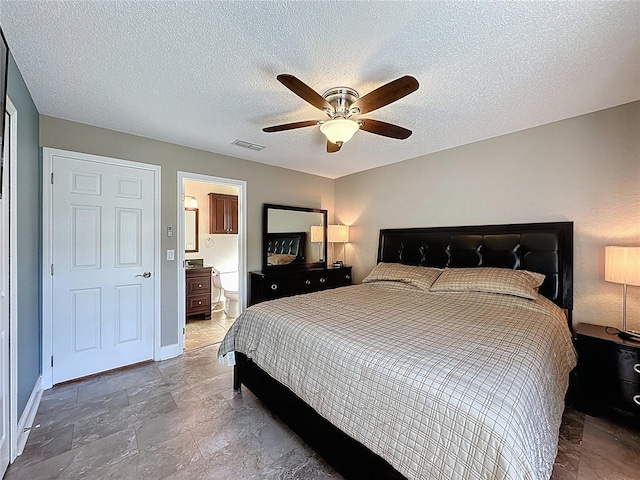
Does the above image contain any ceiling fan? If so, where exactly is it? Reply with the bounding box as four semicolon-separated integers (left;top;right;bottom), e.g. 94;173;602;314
263;74;419;153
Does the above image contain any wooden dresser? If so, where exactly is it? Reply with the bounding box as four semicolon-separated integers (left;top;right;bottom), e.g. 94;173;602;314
249;267;352;306
186;266;212;320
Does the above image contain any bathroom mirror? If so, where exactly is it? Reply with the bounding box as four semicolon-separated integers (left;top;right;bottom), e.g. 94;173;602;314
263;204;327;272
185;208;199;253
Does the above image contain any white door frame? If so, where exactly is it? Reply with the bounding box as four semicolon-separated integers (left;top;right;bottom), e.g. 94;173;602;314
42;148;162;389
5;98;18;462
176;172;247;352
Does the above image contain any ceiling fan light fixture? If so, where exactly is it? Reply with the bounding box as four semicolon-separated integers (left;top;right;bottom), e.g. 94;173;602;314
320;118;360;145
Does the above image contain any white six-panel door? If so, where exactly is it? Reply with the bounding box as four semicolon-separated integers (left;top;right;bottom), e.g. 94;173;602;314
52;154;156;383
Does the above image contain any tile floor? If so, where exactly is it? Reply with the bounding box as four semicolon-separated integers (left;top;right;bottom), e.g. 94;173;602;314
184;307;235;351
5;344;640;480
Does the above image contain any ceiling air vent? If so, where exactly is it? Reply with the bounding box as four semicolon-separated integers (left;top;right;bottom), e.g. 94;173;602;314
232;139;265;151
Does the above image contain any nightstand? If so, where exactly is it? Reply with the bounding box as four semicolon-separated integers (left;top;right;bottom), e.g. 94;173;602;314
575;323;640;422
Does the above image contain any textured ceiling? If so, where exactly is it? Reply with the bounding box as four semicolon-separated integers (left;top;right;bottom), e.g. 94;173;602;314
1;1;638;179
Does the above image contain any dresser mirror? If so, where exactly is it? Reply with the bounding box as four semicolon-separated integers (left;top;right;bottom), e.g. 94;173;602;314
263;204;327;271
185;207;199;253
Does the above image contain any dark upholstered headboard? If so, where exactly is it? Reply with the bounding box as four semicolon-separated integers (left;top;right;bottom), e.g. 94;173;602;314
377;222;573;312
267;232;306;262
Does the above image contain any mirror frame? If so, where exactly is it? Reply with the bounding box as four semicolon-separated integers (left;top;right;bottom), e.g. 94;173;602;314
185;207;199;253
263;203;328;272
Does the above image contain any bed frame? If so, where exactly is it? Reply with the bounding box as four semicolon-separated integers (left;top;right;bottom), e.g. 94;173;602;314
236;221;574;479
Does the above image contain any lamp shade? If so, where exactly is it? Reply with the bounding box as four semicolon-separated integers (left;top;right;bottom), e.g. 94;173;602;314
327;225;349;243
605;246;640;286
184;196;198;208
310;226;324;243
320;118;359;144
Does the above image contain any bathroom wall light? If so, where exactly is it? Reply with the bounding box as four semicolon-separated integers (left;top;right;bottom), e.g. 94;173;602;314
184;195;198;208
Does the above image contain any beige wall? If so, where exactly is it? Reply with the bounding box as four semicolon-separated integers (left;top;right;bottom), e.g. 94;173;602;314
40;115;334;346
39;102;640;342
334;101;640;329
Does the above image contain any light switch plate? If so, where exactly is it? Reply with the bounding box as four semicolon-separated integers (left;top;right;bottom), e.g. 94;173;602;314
167;250;175;261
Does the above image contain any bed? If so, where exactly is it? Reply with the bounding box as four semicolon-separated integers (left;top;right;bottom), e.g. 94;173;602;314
266;231;306;266
219;222;576;479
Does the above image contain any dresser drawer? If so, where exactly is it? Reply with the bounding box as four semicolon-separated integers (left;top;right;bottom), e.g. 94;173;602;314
261;277;298;299
328;269;352;287
187;276;211;294
262;272;318;299
615;347;640;385
611;379;640;415
187;294;210;313
299;271;331;290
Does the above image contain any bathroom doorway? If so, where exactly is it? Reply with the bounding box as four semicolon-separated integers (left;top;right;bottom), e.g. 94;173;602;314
177;172;246;352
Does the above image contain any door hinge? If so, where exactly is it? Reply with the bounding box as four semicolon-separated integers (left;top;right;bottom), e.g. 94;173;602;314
51;264;54;275
183;327;185;335
51;356;54;367
51;172;54;184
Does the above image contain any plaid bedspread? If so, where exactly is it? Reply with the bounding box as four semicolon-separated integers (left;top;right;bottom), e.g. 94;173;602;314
219;284;577;480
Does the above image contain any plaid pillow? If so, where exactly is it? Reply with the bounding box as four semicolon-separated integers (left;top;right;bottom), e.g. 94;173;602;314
362;263;443;292
429;267;545;300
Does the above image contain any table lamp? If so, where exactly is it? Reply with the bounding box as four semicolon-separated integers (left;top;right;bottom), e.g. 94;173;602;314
605;246;640;334
328;224;349;266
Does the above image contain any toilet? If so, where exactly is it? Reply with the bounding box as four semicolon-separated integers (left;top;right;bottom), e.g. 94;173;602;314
212;267;239;317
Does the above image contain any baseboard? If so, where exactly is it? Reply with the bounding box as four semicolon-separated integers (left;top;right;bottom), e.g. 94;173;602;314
157;343;181;361
16;375;43;456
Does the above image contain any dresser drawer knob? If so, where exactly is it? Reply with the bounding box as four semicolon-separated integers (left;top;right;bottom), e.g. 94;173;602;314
198;301;202;305
305;279;311;285
270;284;278;290
634;364;640;374
198;284;202;288
319;278;326;283
634;395;640;407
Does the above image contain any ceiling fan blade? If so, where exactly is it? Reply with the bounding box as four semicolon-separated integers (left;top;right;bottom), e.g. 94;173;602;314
351;76;419;115
277;74;333;111
359;119;412;139
262;120;319;133
327;141;341;153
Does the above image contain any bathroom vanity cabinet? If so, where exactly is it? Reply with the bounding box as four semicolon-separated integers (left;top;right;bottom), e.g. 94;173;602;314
186;266;212;320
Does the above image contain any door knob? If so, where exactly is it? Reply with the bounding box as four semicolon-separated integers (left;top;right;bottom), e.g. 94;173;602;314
135;272;151;278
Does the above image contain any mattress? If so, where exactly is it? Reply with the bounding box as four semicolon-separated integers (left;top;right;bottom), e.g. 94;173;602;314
219;283;577;479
